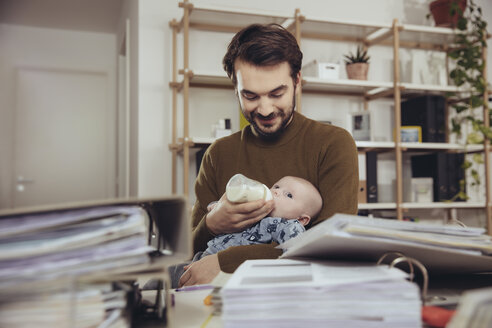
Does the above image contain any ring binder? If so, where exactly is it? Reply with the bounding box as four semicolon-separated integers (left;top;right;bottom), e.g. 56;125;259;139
377;252;429;304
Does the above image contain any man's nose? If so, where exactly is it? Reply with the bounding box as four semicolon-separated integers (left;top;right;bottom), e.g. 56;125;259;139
257;97;275;116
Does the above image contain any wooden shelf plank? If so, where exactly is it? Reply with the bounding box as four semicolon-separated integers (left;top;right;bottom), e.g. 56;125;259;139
303;77;393;95
403;202;486;209
400;82;463;95
399;24;456;50
187;4;293;32
300;15;392;43
400;142;483;152
358;202;486;210
358;203;396;210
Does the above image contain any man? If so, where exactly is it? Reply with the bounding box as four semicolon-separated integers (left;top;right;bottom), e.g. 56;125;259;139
178;23;358;287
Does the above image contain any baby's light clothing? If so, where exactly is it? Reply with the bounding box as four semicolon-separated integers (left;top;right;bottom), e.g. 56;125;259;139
202;217;305;257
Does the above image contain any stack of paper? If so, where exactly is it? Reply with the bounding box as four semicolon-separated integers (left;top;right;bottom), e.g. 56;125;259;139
0;205;154;327
221;259;421;328
0;282;130;328
447;287;492;328
280;214;492;273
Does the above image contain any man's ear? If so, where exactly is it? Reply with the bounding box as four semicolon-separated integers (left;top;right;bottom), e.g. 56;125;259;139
295;71;301;89
297;214;311;226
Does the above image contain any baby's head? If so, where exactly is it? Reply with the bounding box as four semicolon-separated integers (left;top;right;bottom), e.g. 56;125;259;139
269;176;322;226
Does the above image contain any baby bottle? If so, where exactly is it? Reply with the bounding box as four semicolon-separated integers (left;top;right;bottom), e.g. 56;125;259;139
226;174;273;203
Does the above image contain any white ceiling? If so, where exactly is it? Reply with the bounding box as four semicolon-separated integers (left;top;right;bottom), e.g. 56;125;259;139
0;0;123;34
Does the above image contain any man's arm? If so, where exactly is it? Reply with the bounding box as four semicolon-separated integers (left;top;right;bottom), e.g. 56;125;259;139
192;144;274;253
312;127;359;226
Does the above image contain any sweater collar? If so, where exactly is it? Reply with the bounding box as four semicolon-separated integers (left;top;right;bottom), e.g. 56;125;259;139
244;111;306;148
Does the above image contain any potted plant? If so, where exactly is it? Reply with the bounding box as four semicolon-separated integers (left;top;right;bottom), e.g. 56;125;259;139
344;46;370;80
429;0;467;27
445;0;489;200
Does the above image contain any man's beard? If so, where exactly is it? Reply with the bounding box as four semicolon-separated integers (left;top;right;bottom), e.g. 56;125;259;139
244;94;296;141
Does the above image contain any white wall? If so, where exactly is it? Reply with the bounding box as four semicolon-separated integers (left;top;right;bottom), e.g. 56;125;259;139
0;23;117;208
2;0;489;214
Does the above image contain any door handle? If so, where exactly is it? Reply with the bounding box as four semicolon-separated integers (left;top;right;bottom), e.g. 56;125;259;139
17;176;35;184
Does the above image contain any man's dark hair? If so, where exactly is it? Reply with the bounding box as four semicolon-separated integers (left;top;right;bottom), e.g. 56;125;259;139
223;23;303;86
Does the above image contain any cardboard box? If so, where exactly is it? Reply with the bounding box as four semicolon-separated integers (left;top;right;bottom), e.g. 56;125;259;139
358;180;367;204
302;60;340;80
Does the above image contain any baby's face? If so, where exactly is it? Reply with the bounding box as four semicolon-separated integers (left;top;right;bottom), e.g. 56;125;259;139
269;177;312;221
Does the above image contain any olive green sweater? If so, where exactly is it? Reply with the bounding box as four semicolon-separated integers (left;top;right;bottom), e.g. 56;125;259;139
191;112;358;273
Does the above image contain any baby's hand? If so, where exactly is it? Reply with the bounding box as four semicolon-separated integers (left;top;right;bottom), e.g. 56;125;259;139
207;201;218;212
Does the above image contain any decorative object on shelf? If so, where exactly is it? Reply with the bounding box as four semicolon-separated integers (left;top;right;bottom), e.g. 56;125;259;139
350;111;371;141
343;46;370;80
302;60;340;80
400;126;422;143
428;0;467;28
410;51;448;86
445;0;489;198
405;178;434;203
213;118;232;138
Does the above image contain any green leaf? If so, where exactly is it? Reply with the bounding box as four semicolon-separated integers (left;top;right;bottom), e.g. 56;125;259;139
471;169;480;185
467;131;484;144
470;96;483;108
457;191;469;201
452;104;468;113
463;160;472;170
473;153;484;164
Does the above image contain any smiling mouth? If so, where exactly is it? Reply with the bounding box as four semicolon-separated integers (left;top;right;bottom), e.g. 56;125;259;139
256;114;278;126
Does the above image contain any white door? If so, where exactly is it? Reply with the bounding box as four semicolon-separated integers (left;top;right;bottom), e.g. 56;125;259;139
13;68;113;207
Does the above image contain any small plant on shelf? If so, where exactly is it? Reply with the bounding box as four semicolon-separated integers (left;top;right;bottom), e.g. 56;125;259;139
343;46;370;80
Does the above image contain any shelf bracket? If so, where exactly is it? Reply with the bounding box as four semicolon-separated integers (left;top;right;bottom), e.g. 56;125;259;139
169;19;181;32
169;81;184;92
168;143;183;152
179;68;194;79
178;1;194;11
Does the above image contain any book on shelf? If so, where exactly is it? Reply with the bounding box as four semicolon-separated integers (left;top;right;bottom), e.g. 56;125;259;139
279;213;492;274
401;95;446;143
366;151;378;203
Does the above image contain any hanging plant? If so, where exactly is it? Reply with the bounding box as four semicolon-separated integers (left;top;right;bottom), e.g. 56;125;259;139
445;0;489;200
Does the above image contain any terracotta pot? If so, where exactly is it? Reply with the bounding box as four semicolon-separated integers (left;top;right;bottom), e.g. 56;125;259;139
429;0;467;28
346;63;369;80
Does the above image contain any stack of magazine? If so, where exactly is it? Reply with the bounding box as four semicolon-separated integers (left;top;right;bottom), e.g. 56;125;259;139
0;198;188;327
279;214;492;274
221;259;421;328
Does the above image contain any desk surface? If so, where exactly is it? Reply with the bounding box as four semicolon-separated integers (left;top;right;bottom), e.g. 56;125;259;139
167;288;221;328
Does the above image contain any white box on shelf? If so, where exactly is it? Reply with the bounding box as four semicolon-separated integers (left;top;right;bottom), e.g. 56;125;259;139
400;178;433;203
302;60;340;80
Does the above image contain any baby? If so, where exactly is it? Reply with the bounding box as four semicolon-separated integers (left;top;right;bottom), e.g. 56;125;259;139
170;175;322;288
199;175;323;257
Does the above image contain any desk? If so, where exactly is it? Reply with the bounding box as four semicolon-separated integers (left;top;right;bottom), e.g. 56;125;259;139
167;288;221;328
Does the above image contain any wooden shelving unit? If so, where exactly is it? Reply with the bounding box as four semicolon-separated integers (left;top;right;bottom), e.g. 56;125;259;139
170;1;491;230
